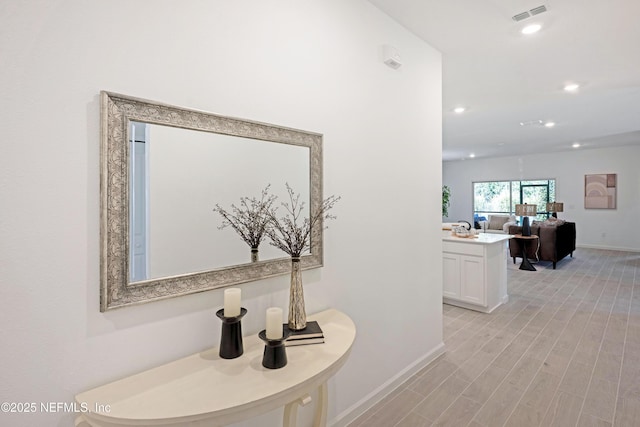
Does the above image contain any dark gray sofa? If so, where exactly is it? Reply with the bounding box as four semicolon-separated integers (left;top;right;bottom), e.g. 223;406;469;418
508;221;576;269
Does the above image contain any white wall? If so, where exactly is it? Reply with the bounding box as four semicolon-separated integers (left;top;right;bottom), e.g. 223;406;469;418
443;145;640;251
0;1;443;426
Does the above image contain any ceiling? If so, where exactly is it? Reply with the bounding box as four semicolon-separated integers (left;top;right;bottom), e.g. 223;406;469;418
368;0;640;161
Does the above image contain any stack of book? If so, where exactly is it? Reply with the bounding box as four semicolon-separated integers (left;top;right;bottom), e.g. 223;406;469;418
284;321;324;346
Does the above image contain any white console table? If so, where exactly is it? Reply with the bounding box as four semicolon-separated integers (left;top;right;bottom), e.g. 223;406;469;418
442;232;512;313
75;309;356;427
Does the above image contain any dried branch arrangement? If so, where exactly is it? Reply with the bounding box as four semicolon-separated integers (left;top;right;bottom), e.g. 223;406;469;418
213;185;277;252
265;183;340;258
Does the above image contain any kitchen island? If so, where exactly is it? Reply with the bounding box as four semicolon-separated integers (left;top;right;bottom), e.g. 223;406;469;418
442;232;512;313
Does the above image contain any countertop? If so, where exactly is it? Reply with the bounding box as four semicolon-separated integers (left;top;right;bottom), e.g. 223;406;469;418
442;230;513;245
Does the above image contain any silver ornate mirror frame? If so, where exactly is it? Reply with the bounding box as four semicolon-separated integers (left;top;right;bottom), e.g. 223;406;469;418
100;91;323;311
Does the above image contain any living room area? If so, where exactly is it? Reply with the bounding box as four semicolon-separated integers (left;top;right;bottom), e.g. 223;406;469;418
443;143;640;258
409;144;640;425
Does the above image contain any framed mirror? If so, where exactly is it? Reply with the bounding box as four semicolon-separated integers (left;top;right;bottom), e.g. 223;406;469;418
100;91;323;311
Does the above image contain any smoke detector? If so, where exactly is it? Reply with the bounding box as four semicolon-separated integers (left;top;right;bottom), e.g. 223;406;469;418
382;45;402;69
512;4;548;22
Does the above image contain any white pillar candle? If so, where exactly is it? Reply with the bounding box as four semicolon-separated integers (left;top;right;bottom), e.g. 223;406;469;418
223;288;241;317
266;307;283;339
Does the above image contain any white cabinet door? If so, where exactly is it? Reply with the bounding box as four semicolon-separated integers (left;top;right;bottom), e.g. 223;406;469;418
442;237;508;313
443;253;461;299
460;255;485;305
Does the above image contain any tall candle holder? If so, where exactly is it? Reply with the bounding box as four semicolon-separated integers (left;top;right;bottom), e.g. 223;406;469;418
216;308;247;359
258;328;291;369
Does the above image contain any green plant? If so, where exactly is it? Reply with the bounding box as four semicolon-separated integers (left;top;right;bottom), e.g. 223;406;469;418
442;185;451;218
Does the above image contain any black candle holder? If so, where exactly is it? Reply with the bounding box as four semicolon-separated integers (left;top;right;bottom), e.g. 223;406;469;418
258;328;291;369
216;308;247;359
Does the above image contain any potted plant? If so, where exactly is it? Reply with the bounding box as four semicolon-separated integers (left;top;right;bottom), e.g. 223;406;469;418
442;185;451;218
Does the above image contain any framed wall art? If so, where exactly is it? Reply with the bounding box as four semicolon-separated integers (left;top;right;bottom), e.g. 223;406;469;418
584;173;617;209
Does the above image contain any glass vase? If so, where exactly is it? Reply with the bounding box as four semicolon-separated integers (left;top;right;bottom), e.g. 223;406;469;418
251;247;259;263
288;256;307;330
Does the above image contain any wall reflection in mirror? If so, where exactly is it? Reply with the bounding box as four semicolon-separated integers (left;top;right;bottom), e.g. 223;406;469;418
129;121;310;283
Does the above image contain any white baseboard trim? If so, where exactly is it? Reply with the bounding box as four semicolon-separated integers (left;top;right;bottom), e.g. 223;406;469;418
329;342;446;427
576;244;640;253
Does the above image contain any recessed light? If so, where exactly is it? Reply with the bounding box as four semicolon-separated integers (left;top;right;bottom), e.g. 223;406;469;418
521;24;542;35
520;119;543;127
572;142;580;148
469;153;476;158
544;121;555;128
564;83;580;92
454;107;466;114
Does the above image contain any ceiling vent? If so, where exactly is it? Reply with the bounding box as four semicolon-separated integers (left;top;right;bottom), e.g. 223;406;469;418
529;5;548;16
512;11;531;22
512;5;548;21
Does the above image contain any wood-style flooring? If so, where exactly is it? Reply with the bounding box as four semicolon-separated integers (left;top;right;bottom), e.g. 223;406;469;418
349;248;640;427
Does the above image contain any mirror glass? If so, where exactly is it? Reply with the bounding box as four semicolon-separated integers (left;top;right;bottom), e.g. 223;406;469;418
129;121;310;282
100;92;323;311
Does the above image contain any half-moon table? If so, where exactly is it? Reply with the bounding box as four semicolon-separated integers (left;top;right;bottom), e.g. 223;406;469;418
75;309;356;427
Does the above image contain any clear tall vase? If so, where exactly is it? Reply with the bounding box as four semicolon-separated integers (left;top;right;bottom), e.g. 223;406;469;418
288;256;307;330
251;247;259;263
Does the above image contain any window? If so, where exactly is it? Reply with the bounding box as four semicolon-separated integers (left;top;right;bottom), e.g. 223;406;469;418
473;179;555;222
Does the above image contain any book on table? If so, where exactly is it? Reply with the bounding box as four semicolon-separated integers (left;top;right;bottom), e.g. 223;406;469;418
284;320;324;345
285;337;325;346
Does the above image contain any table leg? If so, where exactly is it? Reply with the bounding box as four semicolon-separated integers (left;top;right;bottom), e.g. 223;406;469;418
75;417;91;427
282;383;328;427
313;382;328;427
519;240;536;271
283;393;311;427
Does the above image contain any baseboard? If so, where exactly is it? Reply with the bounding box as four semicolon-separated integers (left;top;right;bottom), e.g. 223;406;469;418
329;342;446;427
576;244;640;253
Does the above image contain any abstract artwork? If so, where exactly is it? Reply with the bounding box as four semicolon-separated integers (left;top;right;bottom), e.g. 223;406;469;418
585;173;617;209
